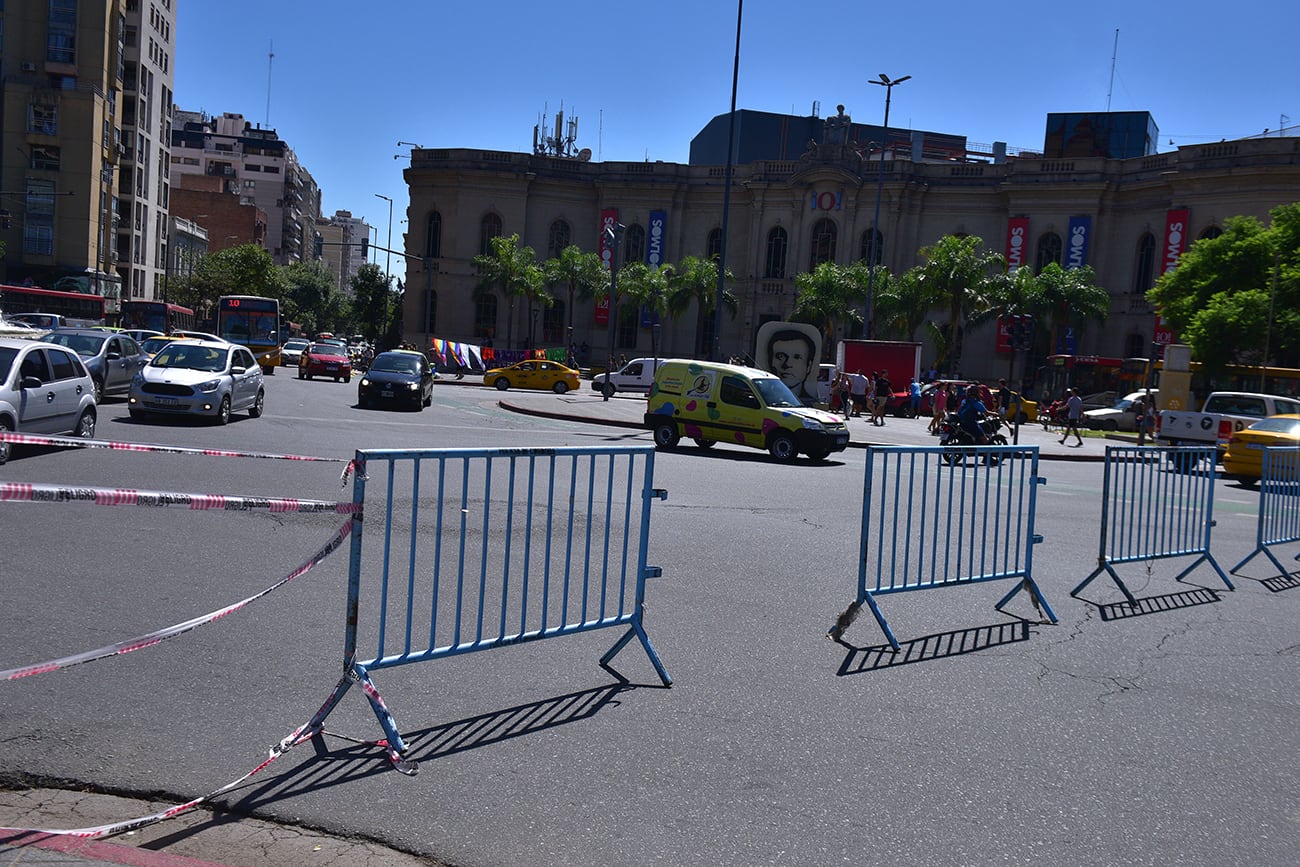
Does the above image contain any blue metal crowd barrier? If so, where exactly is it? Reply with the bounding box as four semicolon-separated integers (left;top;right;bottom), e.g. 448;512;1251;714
829;444;1056;650
1072;445;1231;603
308;445;670;760
1231;446;1300;579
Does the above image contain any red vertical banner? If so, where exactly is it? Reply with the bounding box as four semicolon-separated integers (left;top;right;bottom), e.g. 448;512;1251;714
1005;217;1029;270
594;208;619;325
995;315;1014;354
1154;209;1190;346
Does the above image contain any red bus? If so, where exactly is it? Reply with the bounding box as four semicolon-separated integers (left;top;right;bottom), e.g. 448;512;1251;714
0;283;106;327
120;300;196;334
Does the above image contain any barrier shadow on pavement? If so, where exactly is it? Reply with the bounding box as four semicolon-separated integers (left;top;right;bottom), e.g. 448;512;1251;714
221;684;638;810
831;620;1033;675
1259;573;1300;593
1091;588;1222;622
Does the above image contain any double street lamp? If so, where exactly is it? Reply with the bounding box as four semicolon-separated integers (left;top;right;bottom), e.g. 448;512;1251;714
864;72;910;339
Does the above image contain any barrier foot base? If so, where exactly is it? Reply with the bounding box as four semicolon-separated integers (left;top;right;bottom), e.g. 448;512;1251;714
1071;563;1137;606
995;578;1058;624
600;619;671;687
354;667;411;758
1173;553;1234;591
862;592;901;651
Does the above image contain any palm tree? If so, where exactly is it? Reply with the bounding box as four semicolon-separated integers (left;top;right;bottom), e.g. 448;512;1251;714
543;245;608;352
473;233;542;349
792;261;866;357
914;234;1004;374
665;255;737;359
616;261;673;359
872;265;945;345
1035;262;1111;355
985;264;1045;379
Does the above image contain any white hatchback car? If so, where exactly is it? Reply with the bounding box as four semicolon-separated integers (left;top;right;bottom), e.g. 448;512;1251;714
0;336;98;464
128;340;265;425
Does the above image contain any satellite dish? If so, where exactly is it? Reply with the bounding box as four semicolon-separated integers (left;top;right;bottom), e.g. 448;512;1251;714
578;148;592;161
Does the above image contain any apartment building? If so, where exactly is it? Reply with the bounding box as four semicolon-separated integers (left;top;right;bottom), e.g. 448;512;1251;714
170;110;321;266
0;0;128;310
118;0;176;302
316;209;370;294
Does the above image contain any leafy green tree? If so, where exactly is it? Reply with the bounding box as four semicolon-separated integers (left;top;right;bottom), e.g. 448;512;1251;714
473;233;543;349
1148;203;1300;368
872;264;947;346
792;261;866;356
913;235;1004;372
1034;263;1111;357
280;260;340;336
665;255;737;358
349;263;397;344
190;244;287;320
543;245;608;346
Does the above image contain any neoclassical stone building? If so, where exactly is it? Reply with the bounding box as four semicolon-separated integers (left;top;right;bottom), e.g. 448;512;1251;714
400;108;1300;380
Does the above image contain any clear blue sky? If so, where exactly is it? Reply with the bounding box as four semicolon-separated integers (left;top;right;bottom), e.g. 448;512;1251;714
176;0;1294;241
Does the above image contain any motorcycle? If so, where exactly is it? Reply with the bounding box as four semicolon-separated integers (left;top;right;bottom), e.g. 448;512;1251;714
938;412;1007;465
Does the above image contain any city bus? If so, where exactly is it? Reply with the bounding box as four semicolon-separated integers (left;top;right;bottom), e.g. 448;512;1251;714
1039;353;1300;408
216;295;281;373
0;283;107;327
120;300;196;335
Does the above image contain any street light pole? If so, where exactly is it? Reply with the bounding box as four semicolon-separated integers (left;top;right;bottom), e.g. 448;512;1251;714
865;72;910;340
713;0;743;362
602;222;625;401
374;193;393;343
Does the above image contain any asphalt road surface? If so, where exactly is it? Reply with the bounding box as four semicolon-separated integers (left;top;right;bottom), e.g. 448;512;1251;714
0;373;1296;865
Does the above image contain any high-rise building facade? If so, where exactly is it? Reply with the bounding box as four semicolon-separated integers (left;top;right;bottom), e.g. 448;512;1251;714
0;0;128;310
316;209;369;294
118;0;177;302
170;110;320;266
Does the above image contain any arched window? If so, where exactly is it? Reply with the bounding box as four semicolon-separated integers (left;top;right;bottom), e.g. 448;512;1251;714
1133;233;1156;293
547;219;571;260
859;227;883;265
624;224;645;265
764;227;788;279
479;213;502;256
706;227;723;261
474;292;498;340
425;211;441;259
1199;225;1222;240
543;300;565;343
809;217;837;268
1036;232;1062;271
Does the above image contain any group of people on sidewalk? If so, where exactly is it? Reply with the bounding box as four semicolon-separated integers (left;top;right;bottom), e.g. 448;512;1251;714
832;368;893;426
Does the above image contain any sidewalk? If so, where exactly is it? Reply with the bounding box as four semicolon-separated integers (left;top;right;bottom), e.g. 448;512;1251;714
490;386;1127;461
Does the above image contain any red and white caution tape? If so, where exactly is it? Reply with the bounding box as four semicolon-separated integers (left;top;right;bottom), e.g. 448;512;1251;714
0;430;346;464
0;481;359;514
0;672;411;839
0;518;354;682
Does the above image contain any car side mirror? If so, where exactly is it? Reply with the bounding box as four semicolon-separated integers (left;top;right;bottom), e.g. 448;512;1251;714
231;366;246;375
107;351;122;360
21;375;43;389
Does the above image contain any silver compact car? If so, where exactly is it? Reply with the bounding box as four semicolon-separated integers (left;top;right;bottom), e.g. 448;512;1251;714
128;340;265;425
0;337;98;464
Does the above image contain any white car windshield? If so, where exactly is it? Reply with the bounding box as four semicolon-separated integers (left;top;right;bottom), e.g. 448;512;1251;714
151;345;228;372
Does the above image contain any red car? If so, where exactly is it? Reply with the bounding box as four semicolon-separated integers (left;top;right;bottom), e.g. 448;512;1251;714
298;342;352;382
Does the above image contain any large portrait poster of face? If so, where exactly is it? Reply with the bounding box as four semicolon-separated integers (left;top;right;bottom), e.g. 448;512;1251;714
754;321;822;405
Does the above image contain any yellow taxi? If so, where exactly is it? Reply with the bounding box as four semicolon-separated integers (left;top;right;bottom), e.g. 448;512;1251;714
484;359;581;394
1221;414;1300;485
1007;390;1039;424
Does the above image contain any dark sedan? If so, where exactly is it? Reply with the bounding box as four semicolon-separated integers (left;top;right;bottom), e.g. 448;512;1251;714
40;328;150;402
357;350;434;410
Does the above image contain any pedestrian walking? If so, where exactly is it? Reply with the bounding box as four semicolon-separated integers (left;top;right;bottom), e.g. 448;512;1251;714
929;381;948;433
1059;387;1085;446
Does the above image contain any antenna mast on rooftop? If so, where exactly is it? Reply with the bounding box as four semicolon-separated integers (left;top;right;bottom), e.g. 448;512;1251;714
533;103;584;158
1105;29;1118;112
265;41;274;127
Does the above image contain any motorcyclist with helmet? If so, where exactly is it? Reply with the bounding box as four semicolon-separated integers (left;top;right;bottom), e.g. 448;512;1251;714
957;384;991;444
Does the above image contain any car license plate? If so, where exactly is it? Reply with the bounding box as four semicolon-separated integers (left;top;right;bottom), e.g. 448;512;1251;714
154;397;179;407
833;434;849;445
1246;443;1265;450
325;364;338;371
381;390;394;398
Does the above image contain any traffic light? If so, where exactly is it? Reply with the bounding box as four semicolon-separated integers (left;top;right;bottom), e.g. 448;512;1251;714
312;234;323;257
0;208;10;230
360;236;368;259
1008;314;1024;349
